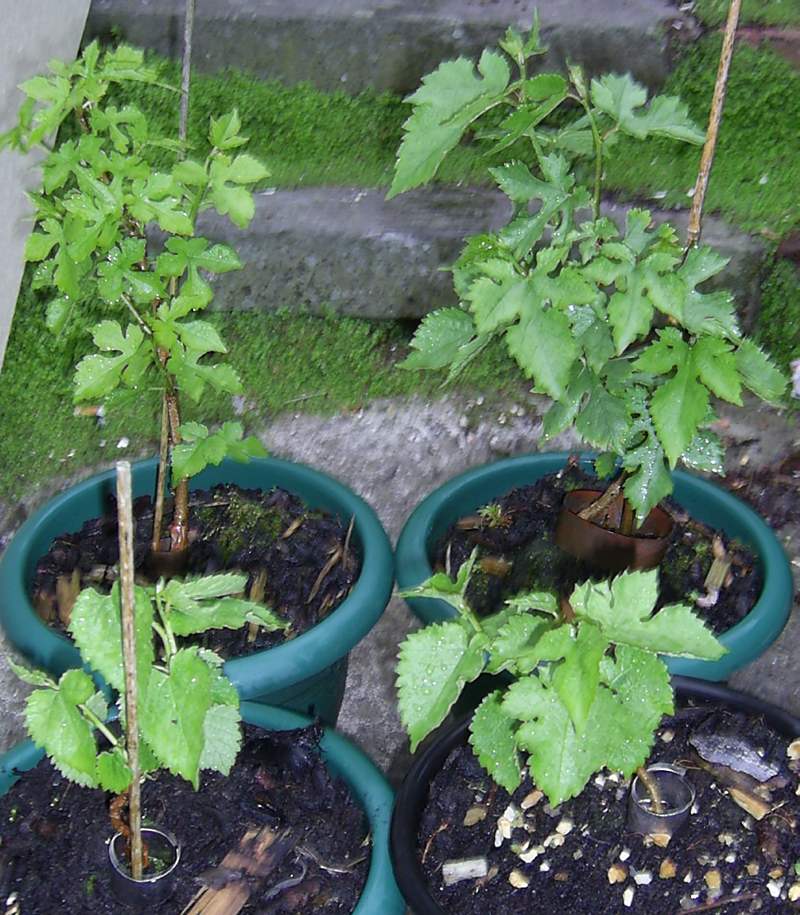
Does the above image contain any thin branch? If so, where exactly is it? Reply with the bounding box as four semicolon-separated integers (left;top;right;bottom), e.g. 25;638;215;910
115;461;144;880
685;0;742;249
179;0;196;150
151;400;170;552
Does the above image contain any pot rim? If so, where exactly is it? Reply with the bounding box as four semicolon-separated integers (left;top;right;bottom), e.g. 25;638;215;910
0;455;394;700
0;703;405;915
395;451;794;681
389;679;800;915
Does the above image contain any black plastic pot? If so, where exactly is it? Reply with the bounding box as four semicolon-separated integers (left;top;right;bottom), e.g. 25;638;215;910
390;679;800;915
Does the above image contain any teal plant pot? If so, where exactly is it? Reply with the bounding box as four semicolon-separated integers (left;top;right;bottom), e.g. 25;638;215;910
0;457;394;723
0;703;405;915
395;452;793;681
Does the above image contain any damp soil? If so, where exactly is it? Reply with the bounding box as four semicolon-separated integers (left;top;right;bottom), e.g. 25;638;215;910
31;484;361;657
0;724;369;914
419;706;800;914
434;464;763;636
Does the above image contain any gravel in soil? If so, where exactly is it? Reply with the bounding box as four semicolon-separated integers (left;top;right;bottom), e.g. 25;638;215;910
435;465;762;636
31;484;361;656
419;706;800;914
0;724;369;913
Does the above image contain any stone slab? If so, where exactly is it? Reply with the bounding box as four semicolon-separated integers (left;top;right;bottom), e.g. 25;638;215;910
85;0;678;95
199;186;766;324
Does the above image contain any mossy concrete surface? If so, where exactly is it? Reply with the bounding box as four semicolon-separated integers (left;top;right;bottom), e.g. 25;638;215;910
85;0;676;95
196;187;764;321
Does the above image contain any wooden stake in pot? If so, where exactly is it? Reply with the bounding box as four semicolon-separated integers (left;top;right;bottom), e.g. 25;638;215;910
685;0;742;249
116;460;144;880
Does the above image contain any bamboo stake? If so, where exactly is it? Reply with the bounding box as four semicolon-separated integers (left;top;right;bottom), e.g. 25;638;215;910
116;461;144;880
685;0;742;249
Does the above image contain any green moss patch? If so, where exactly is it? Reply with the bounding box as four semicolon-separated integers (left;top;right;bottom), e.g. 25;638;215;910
0;285;523;507
694;0;800;27
605;37;800;236
755;257;800;373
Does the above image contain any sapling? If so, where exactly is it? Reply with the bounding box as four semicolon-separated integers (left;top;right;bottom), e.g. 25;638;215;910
396;554;726;805
9;507;285;867
1;40;269;555
389;14;787;531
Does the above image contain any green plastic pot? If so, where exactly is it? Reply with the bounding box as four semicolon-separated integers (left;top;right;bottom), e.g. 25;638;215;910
395;452;793;681
0;702;405;914
0;457;394;723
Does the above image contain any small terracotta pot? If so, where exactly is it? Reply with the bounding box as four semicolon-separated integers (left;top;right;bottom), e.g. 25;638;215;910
554;489;673;572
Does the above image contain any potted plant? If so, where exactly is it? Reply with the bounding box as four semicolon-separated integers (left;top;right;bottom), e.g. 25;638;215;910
0;463;404;913
389;13;792;679
0;40;393;719
390;557;800;912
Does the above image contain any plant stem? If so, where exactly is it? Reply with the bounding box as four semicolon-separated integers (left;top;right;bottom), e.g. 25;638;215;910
685;0;742;249
156;0;195;555
636;765;664;815
576;476;627;523
115;461;144;880
79;705;119;748
166;392;189;552
579;97;604;219
150;400;170;552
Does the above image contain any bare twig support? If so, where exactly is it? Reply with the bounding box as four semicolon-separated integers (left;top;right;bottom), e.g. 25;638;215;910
156;0;195;553
685;0;742;249
116;461;144;880
179;0;196;149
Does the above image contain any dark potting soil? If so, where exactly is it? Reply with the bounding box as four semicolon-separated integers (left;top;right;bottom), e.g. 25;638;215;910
419;706;800;913
434;464;763;636
0;724;369;914
31;484;361;656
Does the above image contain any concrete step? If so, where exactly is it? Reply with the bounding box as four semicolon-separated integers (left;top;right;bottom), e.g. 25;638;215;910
199;186;765;325
85;0;680;95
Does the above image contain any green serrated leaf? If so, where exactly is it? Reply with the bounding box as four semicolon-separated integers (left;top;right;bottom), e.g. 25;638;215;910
570;571;726;660
735;339;787;405
506;304;578;400
553;622;607;733
693;336;743;405
25;686;98;787
97;748;133;793
69;584;153;694
140;648;213;788
486;613;552;675
469;690;521;792
651;363;709;467
681;429;725;475
199;704;242;775
397;621;486;751
388;51;510;197
6;657;56;688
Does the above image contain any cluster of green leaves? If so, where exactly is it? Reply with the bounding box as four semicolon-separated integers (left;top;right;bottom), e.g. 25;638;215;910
11;572;286;792
1;42;267;482
391;20;787;522
396;555;726;805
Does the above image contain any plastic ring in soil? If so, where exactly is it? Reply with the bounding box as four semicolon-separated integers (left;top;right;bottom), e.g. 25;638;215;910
0;456;394;723
388;678;800;915
627;764;695;838
0;702;405;915
394;452;793;681
108;826;181;909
